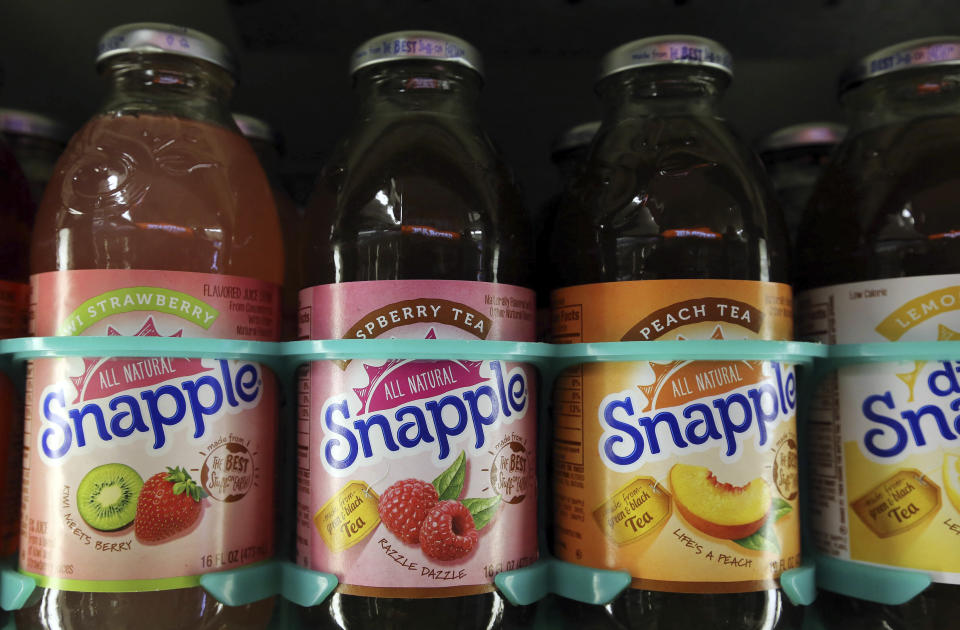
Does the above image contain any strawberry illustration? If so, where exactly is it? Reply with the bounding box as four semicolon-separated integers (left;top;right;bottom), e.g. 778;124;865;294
135;466;206;543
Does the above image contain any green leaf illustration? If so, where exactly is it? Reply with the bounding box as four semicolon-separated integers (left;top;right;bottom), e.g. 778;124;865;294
462;496;501;530
432;451;466;500
732;498;792;553
771;497;792;521
733;520;781;554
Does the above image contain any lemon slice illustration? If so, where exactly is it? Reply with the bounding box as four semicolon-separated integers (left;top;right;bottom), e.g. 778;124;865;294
943;454;960;513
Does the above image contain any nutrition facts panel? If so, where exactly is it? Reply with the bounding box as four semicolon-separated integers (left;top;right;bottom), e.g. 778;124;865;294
550;301;584;467
553;365;584;466
296;364;312;564
809;372;850;557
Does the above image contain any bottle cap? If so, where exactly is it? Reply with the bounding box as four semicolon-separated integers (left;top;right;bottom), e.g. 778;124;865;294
841;36;960;92
756;122;847;154
233;113;279;148
598;35;733;81
350;31;483;78
96;23;236;76
0;109;69;144
552;121;601;157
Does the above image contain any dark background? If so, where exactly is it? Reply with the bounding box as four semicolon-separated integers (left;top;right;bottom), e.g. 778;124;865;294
2;0;956;210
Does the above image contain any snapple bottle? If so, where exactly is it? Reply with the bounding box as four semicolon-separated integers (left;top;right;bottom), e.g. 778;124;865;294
16;24;282;630
536;122;599;341
0;109;69;206
298;31;538;629
797;37;960;630
234;113;301;340
550;36;801;628
756;122;845;251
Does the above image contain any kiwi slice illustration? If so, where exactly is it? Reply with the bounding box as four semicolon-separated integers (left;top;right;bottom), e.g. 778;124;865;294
77;463;143;532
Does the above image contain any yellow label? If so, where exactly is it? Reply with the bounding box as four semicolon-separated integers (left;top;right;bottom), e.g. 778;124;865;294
875;286;960;340
800;276;960;583
551;280;800;593
593;477;672;546
850;469;941;538
314;481;381;552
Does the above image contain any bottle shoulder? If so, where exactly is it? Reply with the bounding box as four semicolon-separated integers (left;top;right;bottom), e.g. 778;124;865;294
550;114;788;286
31;114;283;283
797;115;960;289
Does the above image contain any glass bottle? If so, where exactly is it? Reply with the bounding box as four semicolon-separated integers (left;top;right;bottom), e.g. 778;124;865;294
234;112;302;340
797;37;960;630
17;23;281;630
0;109;69;206
550;35;799;630
536;121;599;341
756;122;845;252
298;31;537;630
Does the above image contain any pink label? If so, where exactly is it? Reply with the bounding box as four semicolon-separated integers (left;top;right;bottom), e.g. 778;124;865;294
20;270;279;592
297;280;538;595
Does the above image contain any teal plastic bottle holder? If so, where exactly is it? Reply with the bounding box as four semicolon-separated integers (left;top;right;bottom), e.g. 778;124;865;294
805;341;960;607
0;337;824;613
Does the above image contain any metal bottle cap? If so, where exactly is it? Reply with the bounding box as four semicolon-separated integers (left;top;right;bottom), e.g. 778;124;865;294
757;123;847;154
96;23;237;75
350;31;483;77
841;36;960;92
552;121;601;156
233;113;278;146
0;109;69;144
599;35;733;82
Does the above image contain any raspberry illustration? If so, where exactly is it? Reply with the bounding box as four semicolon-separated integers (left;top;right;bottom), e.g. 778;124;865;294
419;500;479;561
378;478;439;544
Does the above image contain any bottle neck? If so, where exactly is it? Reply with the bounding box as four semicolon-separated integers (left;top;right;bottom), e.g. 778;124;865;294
842;67;960;131
99;53;236;127
597;66;727;120
352;60;482;122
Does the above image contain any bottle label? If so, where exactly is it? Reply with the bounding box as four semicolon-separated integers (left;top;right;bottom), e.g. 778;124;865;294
297;280;538;596
551;280;800;593
20;270;279;591
798;274;960;584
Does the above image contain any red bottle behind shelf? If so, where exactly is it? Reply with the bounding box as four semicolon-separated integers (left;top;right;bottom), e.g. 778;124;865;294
297;30;538;630
15;23;282;630
0;128;32;576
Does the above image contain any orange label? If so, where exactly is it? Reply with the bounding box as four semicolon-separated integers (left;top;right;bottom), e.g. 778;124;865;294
551;280;800;593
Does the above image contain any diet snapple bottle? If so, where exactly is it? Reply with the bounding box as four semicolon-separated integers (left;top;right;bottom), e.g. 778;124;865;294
16;24;282;630
550;36;801;629
297;31;538;629
797;37;960;630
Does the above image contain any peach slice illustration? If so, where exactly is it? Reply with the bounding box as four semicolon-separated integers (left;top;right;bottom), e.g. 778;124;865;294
670;464;772;539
